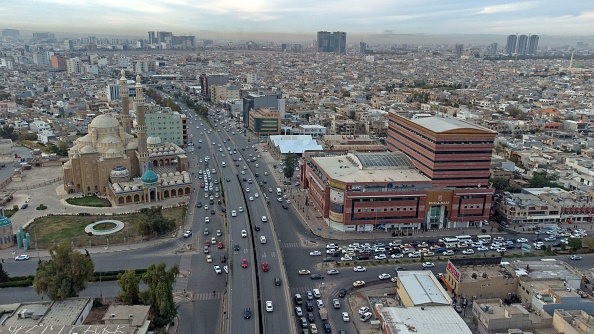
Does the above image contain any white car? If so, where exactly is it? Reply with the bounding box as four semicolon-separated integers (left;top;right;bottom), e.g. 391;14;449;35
390;253;404;259
15;254;29;261
241;230;247;238
183;230;193;238
353;280;366;287
374;254;387;260
231;210;237;217
408;252;421;258
340;256;353;261
245;187;250;192
261;216;268;222
516;238;528;243
360;312;373;322
358;306;370;315
378;273;391;280
422;262;435;268
443;250;455;256
462;249;475;255
239;207;244;212
477;246;489;251
254;193;259;198
342;312;350;322
265;301;273;312
214;265;222;274
309;251;322;256
249;196;254;201
353;266;367;272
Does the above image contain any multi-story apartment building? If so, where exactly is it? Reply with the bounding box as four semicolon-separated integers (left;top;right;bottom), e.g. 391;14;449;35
144;107;186;146
248;109;281;137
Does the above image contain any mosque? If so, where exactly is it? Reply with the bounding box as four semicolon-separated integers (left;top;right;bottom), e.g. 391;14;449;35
62;71;191;206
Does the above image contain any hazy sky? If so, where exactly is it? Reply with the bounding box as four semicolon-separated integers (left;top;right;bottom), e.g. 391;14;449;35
3;0;594;39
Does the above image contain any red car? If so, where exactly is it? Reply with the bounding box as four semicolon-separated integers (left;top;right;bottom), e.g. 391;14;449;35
217;241;224;249
262;262;269;272
241;259;248;268
205;240;211;247
200;183;205;188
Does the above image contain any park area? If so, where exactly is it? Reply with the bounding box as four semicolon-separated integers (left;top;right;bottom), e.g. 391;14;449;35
25;206;186;249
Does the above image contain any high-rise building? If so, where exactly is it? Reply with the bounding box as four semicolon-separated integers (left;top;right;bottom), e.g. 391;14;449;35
489;43;498;56
50;55;67;71
506;35;517;55
1;29;19;38
147;31;156;44
517;34;528;55
32;32;55;41
455;44;464;57
199;73;229;100
387;113;496;188
64;39;74;50
528;35;539;55
359;42;367;54
66;57;83;74
317;31;347;53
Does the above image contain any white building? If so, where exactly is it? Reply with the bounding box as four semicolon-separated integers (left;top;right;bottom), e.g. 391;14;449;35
29;120;51;133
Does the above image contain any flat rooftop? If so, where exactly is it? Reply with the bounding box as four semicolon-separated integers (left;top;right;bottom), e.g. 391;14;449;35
411;115;491;133
379;306;472;334
312;152;431;184
508;260;582;281
398;271;451;306
0;324;139;334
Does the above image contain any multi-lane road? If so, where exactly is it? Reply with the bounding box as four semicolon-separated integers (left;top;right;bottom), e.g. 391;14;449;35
4;100;594;334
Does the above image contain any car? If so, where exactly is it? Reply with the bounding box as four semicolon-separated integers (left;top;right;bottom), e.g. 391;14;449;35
310;323;318;333
262;262;269;272
295;306;303;317
244;307;252;319
254;193;259;198
544;236;557;241
274;277;281;286
353;280;366;287
196;202;202;208
358;306;370;315
216;230;222;237
379;273;391;280
309;250;322;256
340;255;353;261
239;206;244;212
462;249;474;255
241;230;247;238
14;254;29;261
277;197;283;202
231;210;237;217
241;259;248;268
21;203;28;209
316;299;324;308
443;250;455;256
206;255;212;262
360;312;373;322
516;238;528;243
226;177;230;182
327;269;340;275
570;255;583;260
422;262;435;268
394;266;407;271
298;269;311;275
245;187;250;192
374;254;387;260
261;216;268;222
282;204;288;209
183;230;192;238
249;196;254;201
234;244;240;251
342;311;350;322
217;241;224;249
477;245;489;251
391;253;404;259
353;266;367;272
265;301;273;312
214;265;222;274
310;274;323;280
254;225;260;231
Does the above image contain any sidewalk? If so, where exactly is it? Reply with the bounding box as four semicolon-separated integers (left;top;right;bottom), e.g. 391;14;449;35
255;141;500;242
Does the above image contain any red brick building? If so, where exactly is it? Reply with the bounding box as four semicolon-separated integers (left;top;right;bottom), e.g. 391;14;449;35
299;113;496;232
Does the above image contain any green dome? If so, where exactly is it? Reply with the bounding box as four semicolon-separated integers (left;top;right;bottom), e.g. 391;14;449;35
141;170;159;184
0;215;11;228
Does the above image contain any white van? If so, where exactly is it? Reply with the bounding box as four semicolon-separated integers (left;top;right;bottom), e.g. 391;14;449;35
312;288;321;299
221;162;226;167
260;236;267;244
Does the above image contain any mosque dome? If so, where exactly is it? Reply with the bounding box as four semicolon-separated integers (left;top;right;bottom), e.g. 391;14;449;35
141;170;159;184
80;146;95;154
0;215;11;228
110;166;130;179
147;136;162;146
89;114;120;129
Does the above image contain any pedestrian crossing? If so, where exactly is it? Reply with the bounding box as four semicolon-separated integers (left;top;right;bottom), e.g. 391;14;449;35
194;292;222;301
281;242;302;248
289;286;341;298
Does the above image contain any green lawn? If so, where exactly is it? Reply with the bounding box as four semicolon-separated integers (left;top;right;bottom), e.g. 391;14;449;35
66;196;112;207
26;207;186;249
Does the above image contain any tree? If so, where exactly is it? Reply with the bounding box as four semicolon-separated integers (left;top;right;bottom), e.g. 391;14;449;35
118;270;140;305
0;262;8;283
568;238;582;252
283;153;298;179
33;242;94;300
139;206;175;236
141;263;179;327
582;237;594;250
491;177;510;191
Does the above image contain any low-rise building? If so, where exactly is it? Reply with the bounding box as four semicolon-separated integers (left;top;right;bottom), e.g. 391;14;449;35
248;108;281;137
472;298;553;334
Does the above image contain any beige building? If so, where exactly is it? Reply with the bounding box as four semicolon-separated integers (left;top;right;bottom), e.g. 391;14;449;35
443;257;518;300
62;71;191;206
472;298;553;334
553;309;594;334
210;84;241;102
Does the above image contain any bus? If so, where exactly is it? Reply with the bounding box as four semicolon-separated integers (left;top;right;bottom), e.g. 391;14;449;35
276;188;282;196
477;235;492;244
456;235;473;244
443;237;460;248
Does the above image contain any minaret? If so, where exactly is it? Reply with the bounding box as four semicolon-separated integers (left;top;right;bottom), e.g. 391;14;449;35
119;69;132;134
134;74;149;173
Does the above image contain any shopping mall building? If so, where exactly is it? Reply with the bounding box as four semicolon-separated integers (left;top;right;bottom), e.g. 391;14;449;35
299;113;497;232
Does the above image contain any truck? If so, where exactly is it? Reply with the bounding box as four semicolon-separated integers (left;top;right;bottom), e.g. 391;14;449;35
318;307;328;320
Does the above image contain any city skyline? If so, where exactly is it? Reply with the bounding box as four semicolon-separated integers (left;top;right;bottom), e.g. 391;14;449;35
2;0;594;43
